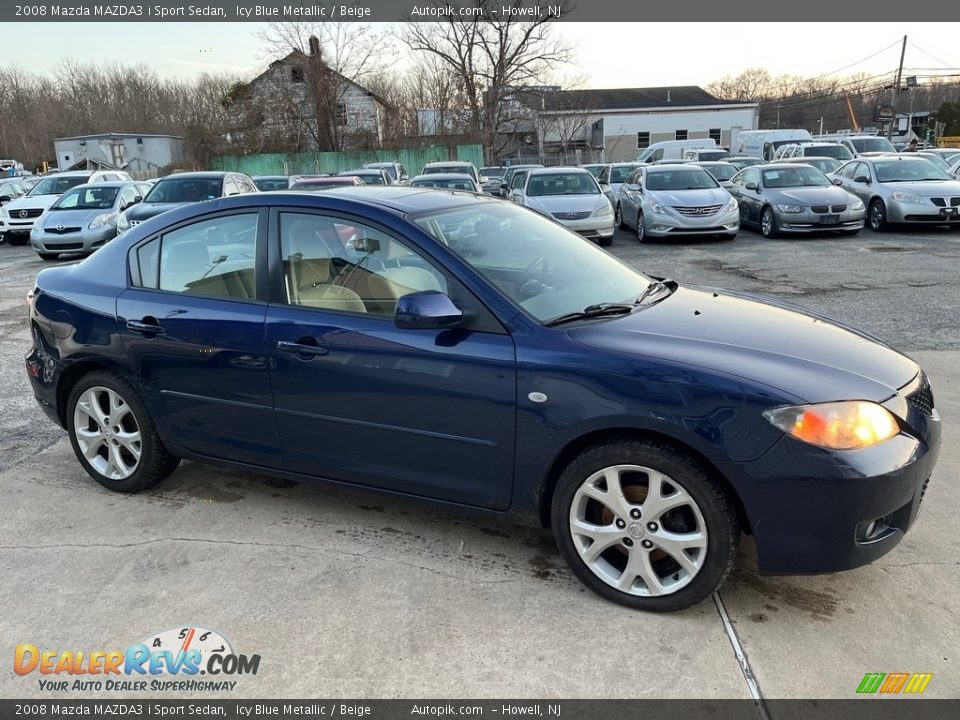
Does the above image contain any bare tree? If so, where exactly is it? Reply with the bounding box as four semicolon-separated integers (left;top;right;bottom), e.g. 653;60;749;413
403;0;573;157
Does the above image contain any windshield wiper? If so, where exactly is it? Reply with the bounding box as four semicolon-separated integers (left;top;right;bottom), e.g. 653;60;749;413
544;303;635;327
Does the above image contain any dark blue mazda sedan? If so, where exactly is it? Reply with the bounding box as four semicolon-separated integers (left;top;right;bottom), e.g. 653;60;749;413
25;187;941;611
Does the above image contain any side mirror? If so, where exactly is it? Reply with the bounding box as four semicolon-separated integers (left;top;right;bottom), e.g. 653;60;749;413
395;291;463;330
133;195;143;203
855;175;870;184
832;178;843;186
500;183;509;191
745;181;758;191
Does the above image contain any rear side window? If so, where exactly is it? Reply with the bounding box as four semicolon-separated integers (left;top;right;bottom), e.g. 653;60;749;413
135;214;259;299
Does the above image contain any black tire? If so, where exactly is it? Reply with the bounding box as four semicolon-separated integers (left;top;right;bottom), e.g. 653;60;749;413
598;236;613;247
5;234;28;246
760;206;779;238
66;369;179;492
616;203;627;230
551;438;739;612
38;252;59;261
868;199;887;232
636;211;648;243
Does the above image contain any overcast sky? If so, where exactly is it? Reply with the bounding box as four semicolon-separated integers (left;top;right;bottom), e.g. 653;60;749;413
3;22;956;87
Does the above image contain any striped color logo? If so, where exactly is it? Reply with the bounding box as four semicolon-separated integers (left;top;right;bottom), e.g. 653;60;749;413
857;672;933;694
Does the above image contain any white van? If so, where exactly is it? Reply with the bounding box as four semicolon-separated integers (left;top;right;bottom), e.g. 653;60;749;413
635;139;718;164
813;134;896;157
682;147;731;162
734;130;813;161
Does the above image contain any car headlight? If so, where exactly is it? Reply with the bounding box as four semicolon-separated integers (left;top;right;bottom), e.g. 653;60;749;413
592;203;614;218
891;192;926;205
650;201;671;215
763;401;899;450
88;212;116;230
777;204;805;213
723;197;738;213
116;212;130;233
849;198;864;211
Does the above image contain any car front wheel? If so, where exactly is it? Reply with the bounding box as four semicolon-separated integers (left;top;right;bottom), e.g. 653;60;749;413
552;439;738;612
760;207;779;238
868;199;887;232
636;212;647;243
616;203;627;230
66;370;179;492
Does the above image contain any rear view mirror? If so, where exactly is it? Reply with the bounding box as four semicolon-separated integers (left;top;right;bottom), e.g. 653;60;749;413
395;291;463;330
353;236;381;254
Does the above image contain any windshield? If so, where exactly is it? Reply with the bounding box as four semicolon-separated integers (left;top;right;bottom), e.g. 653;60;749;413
527;172;599;196
874;160;951;183
343;172;385;185
27;176;88;196
414;202;650;323
610;165;641;183
645;168;718;191
411;177;476;190
697;150;730;161
52;186;120;210
920;154;951;171
762;166;831;188
145;178;222;203
582;166;603;177
253;178;289;191
729;157;762;170
424;165;469;175
806;145;853;161
801;158;841;174
850;137;896;154
702;164;737;181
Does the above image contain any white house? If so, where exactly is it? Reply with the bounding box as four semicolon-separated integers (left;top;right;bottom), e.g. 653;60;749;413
54;133;185;177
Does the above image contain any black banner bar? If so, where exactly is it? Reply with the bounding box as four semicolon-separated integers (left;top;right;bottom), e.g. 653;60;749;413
4;0;960;22
1;700;959;720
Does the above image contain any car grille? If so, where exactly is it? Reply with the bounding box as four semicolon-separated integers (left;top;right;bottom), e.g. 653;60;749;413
44;226;81;235
14;208;44;219
906;374;935;416
931;197;960;207
44;241;83;250
671;205;722;217
552;211;592;220
809;204;848;214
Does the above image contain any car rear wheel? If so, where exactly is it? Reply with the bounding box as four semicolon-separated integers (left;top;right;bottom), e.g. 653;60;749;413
868;199;887;232
66;370;179;492
552;439;738;611
760;207;779;238
636;212;647;243
38;252;59;261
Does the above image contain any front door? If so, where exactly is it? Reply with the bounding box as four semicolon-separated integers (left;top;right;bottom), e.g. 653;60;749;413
265;210;517;510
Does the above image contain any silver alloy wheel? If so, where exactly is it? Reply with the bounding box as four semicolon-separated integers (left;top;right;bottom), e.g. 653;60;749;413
615;203;622;227
761;208;774;236
636;212;645;241
568;464;708;597
73;386;142;480
869;201;885;230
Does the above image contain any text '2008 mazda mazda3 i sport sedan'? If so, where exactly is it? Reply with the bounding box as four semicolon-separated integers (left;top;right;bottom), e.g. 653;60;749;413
24;187;941;611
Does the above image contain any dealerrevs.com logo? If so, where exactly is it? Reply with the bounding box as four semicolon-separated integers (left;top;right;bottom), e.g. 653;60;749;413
14;626;260;692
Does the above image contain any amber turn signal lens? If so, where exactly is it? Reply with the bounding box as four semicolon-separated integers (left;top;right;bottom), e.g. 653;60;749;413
764;401;899;450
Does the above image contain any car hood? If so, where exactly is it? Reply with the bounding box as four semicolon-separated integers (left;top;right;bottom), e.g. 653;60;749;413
766;186;856;205
5;194;59;213
647;188;731;206
526;194;607;214
879;180;960;197
568;285;918;404
38;208;114;227
124;202;187;221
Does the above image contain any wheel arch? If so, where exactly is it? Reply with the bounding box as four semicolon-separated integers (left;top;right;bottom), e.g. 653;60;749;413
56;358;134;426
537;426;749;534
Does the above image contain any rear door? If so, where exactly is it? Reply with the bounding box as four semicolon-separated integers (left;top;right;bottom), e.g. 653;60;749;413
118;209;281;467
264;209;517;509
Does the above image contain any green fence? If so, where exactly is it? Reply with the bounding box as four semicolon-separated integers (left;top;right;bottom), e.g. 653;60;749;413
211;144;485;176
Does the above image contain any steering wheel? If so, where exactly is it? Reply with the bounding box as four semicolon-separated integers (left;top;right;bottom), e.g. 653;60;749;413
518;256;549;289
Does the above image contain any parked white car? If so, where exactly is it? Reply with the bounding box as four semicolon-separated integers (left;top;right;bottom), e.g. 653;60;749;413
509;167;615;246
0;170;132;245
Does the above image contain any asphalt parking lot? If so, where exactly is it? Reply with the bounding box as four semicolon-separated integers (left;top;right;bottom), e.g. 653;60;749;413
1;224;958;701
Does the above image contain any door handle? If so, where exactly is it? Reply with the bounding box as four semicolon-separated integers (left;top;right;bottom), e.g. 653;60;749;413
276;340;328;358
126;318;166;336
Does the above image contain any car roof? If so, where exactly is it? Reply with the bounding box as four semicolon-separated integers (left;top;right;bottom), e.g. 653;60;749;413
756;163;815;170
695;161;735;166
646;163;700;171
774;156;836;162
252;175;288;180
158;171;231;179
411;173;475;181
64;181;140;189
424;161;472;166
528;167;591;175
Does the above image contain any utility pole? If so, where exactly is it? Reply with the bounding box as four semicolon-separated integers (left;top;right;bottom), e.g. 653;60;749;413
887;35;907;142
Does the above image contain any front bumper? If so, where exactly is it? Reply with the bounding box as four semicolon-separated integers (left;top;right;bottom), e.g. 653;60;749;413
886;200;960;224
730;388;941;574
553;215;615;239
776;207;866;233
0;217;39;235
31;226;115;254
644;206;739;237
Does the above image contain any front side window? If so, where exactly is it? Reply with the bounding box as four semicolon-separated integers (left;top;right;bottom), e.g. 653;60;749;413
414;203;649;324
511;171;528;190
280;212;447;316
610;165;641;183
150;214;258;299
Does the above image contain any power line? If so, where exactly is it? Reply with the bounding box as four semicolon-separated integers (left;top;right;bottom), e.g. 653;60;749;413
907;41;954;70
808;39;903;80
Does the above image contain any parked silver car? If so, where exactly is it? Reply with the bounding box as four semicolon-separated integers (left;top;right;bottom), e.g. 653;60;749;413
30;181;149;260
772;156;842;175
693;161;739;189
509;167;615;246
595;162;644;202
730;163;865;238
618;164;739;242
409;173;481;193
829;156;960;231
